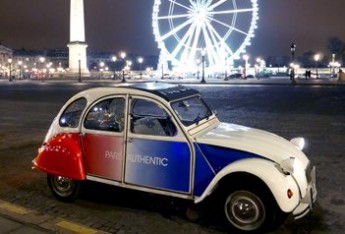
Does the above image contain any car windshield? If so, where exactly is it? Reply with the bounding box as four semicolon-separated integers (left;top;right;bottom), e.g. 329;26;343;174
171;96;213;126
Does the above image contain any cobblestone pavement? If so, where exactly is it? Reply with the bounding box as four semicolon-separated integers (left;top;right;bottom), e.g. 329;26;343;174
0;81;344;233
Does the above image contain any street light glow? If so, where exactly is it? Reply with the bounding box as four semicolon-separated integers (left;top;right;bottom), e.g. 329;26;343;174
314;54;320;61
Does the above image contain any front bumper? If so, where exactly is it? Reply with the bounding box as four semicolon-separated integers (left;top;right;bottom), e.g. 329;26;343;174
293;166;317;219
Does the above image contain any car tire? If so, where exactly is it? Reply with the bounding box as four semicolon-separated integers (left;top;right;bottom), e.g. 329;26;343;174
47;174;80;202
222;187;286;233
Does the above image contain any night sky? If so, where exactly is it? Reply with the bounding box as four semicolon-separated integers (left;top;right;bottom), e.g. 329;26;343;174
1;0;345;58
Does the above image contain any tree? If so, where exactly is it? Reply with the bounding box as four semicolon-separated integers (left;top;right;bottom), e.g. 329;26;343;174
327;36;345;62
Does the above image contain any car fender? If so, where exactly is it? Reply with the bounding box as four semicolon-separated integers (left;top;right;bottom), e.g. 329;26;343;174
195;158;300;213
32;133;85;180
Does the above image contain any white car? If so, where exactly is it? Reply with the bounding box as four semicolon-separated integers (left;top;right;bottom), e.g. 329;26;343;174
33;83;317;233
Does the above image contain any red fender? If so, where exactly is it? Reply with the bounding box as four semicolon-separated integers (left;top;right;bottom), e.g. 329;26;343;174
33;133;85;180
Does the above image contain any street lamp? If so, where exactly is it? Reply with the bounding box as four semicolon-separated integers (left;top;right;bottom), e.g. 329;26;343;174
196;59;200;79
7;58;12;82
314;54;320;79
17;61;23;79
46;62;52;80
126;60;132;79
111;56;117;80
39;57;45;81
99;61;105;78
290;43;296;84
120;51;126;82
201;48;206;83
290;43;296;62
224;54;228;80
243;54;249;79
137;57;144;79
255;57;261;79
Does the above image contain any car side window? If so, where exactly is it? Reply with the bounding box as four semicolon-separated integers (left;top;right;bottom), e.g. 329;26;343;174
130;99;177;137
84;98;125;132
59;98;87;128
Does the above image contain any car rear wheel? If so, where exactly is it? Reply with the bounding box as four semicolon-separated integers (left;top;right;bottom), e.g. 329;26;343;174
47;174;80;202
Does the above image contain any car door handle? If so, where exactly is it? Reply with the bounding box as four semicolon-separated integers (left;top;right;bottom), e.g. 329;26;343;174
128;138;133;143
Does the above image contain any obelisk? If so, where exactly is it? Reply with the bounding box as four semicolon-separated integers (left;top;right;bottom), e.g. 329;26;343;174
67;0;89;76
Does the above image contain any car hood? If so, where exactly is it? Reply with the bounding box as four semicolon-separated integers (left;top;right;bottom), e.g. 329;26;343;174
195;123;309;168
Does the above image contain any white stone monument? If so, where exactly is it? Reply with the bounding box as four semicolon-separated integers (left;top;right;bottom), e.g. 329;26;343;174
67;0;89;77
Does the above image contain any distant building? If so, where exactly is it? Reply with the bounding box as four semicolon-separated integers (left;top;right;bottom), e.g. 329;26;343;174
0;43;13;78
1;43;159;79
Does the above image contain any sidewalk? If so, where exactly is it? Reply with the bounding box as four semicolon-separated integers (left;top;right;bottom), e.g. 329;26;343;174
0;214;49;234
0;200;108;234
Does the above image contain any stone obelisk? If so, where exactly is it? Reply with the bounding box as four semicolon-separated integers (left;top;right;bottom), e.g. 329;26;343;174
67;0;89;77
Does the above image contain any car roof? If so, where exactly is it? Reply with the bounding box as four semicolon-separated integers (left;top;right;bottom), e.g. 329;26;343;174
124;83;200;101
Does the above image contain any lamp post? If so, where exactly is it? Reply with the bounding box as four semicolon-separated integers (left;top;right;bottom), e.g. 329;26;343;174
224;55;228;80
39;57;45;81
201;48;206;83
137;57;143;79
7;58;12;82
243;54;249;79
290;43;296;62
99;61;105;78
290;43;296;84
314;54;320;79
126;60;132;79
18;61;23;80
196;59;200;79
256;57;262;79
46;62;52;80
120;51;126;82
111;56;117;80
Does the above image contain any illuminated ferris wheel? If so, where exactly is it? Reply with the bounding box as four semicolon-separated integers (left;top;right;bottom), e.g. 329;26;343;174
152;0;259;71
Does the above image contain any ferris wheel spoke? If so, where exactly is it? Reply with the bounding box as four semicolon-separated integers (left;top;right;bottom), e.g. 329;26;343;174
160;17;194;41
186;24;203;62
202;26;219;66
179;24;198;62
171;22;197;58
210;8;253;15
168;0;193;12
206;21;234;56
208;0;227;10
210;17;249;36
158;13;191;20
205;0;213;8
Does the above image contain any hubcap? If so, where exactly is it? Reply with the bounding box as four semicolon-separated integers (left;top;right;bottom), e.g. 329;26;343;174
53;176;74;196
225;191;265;231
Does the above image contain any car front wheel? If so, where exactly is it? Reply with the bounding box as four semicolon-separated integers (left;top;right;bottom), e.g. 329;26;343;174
224;190;266;232
47;174;80;202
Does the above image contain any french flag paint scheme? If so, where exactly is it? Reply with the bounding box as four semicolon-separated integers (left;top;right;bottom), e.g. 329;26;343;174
34;133;85;180
32;83;317;233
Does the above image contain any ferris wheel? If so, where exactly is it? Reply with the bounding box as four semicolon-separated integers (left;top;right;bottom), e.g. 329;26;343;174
152;0;259;71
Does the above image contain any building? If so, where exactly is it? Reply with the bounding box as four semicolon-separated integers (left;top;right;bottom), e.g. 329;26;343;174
0;43;13;78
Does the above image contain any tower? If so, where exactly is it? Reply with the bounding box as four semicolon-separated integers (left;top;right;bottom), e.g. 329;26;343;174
67;0;89;76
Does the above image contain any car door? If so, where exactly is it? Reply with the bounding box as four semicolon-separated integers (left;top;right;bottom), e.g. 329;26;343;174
80;96;126;181
125;97;192;194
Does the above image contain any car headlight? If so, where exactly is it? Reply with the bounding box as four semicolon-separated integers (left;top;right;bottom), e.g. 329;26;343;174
290;137;305;151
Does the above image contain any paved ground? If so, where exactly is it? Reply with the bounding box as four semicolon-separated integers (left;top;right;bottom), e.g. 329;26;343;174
0;78;344;233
